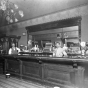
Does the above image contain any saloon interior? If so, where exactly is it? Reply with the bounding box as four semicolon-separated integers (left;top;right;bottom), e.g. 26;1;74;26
0;0;88;88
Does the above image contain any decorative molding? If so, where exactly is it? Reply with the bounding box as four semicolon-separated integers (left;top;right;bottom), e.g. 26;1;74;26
26;17;81;33
0;4;88;30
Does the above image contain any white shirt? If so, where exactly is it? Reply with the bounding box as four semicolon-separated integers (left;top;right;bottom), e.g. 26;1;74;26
8;47;20;55
53;47;67;57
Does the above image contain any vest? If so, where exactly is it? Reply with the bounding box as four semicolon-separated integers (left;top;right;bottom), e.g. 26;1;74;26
11;48;18;55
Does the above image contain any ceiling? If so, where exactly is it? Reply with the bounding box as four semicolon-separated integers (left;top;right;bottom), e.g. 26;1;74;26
0;0;88;27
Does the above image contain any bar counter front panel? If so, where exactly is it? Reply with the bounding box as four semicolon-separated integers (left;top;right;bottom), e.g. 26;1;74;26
1;55;86;88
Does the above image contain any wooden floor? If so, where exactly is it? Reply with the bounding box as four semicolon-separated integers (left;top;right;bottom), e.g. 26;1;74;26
0;74;53;88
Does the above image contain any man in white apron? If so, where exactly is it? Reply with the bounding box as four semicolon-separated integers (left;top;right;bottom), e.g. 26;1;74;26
8;43;20;55
53;41;67;57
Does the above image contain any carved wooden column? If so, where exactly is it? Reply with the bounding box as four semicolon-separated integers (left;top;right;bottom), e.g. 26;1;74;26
16;36;21;47
27;30;29;46
78;18;82;44
0;38;4;54
8;36;21;48
4;37;9;54
77;17;82;50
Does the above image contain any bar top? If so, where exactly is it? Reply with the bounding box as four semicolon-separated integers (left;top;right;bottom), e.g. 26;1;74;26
1;54;88;63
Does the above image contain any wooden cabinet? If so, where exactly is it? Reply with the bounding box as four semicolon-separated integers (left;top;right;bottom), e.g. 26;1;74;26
4;55;85;88
22;61;42;81
0;57;4;74
43;63;84;88
43;64;73;85
5;59;20;76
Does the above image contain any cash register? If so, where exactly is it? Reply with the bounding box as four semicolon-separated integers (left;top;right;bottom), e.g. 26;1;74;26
43;43;53;52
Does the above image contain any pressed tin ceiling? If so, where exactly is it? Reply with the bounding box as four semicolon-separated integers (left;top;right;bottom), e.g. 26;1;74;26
0;0;88;27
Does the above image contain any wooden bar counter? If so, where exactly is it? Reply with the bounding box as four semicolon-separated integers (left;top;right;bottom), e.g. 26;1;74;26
1;55;87;88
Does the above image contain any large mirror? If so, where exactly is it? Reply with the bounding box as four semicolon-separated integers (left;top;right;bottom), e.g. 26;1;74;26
26;16;81;51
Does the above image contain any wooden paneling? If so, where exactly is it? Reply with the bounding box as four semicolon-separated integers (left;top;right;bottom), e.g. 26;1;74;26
43;64;74;86
26;17;81;33
43;63;84;88
4;55;85;88
33;29;79;41
0;58;4;74
6;59;20;73
22;61;42;80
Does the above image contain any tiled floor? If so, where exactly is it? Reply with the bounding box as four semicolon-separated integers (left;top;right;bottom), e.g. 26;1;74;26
0;74;52;88
0;74;77;88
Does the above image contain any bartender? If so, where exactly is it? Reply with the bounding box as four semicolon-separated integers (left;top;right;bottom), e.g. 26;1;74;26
8;43;20;55
53;41;67;57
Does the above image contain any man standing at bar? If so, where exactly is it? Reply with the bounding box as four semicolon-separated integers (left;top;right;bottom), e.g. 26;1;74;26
53;41;67;57
8;43;20;55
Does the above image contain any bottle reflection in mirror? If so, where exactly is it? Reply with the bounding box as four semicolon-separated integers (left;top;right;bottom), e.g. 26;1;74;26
80;42;86;58
27;39;32;51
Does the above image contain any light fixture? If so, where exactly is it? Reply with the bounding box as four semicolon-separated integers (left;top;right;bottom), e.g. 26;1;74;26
0;0;24;24
80;42;86;47
22;32;26;36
